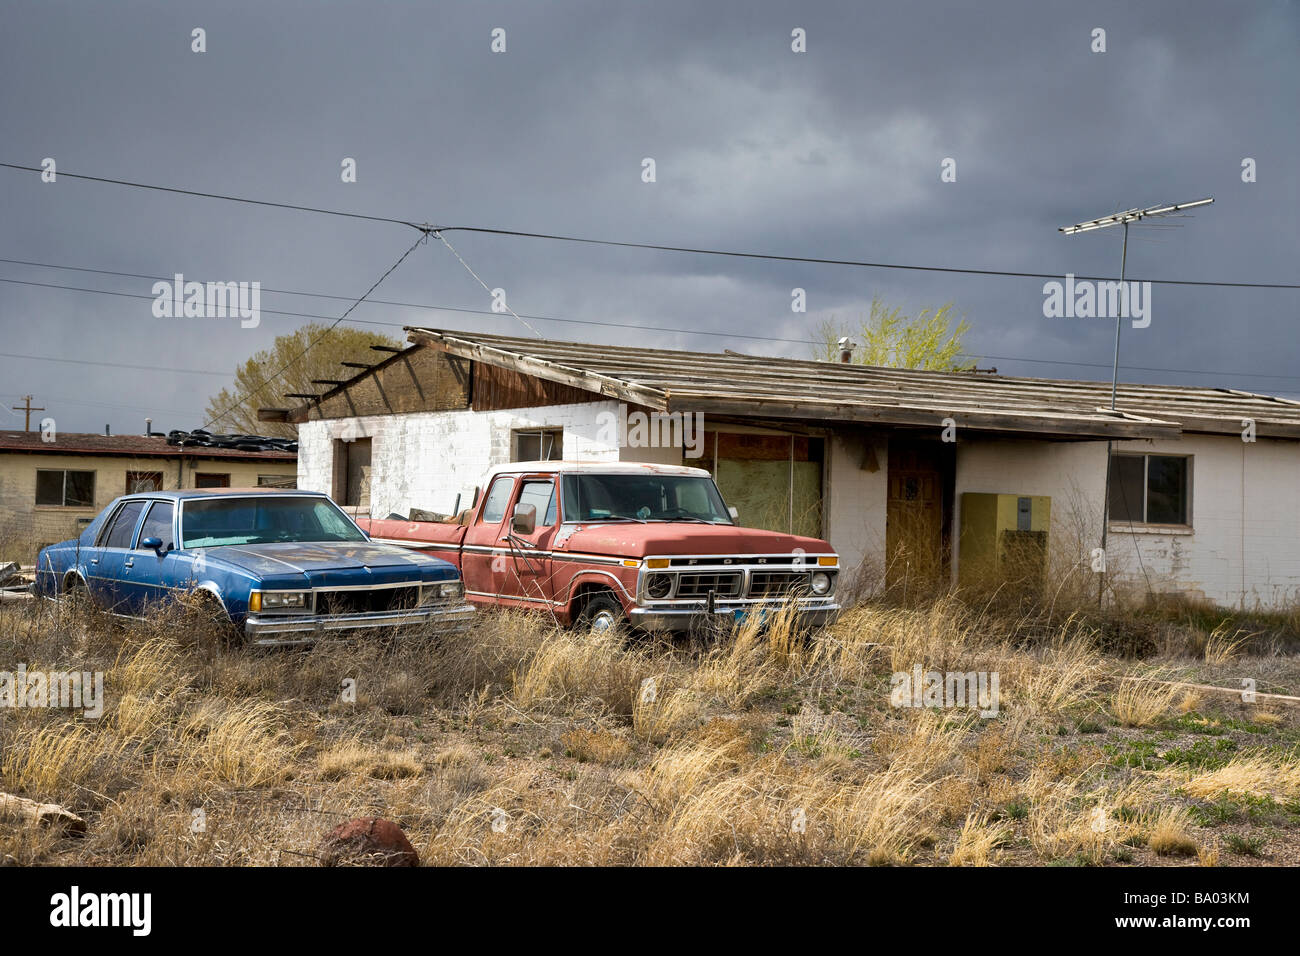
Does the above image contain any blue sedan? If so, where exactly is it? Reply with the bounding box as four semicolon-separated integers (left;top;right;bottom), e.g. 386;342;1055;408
33;488;474;645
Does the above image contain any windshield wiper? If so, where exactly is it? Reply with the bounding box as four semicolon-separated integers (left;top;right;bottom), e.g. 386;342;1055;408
587;515;648;524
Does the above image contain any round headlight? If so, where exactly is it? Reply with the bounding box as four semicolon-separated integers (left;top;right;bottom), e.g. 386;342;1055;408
810;571;832;595
646;573;673;599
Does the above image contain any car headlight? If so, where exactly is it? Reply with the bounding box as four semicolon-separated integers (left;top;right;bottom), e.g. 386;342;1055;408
810;572;832;596
645;573;673;599
436;581;464;601
255;590;310;611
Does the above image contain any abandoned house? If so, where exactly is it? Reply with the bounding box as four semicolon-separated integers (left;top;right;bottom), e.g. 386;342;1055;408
258;328;1300;610
0;430;298;545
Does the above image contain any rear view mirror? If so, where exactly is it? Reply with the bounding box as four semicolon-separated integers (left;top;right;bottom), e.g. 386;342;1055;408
140;536;163;552
728;506;739;521
511;503;537;535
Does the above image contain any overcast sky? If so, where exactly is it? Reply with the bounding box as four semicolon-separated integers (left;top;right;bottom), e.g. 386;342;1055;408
1;0;1296;435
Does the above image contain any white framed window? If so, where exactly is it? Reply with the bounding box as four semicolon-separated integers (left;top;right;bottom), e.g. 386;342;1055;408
512;428;562;462
1108;453;1191;526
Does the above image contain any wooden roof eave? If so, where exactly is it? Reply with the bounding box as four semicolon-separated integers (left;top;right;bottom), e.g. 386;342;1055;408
663;393;1181;440
408;329;669;410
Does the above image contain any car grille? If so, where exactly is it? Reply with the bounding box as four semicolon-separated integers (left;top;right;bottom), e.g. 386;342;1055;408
747;571;811;597
675;572;742;598
315;586;421;616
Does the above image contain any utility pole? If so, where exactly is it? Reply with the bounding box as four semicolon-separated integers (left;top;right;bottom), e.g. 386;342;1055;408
1058;197;1214;604
11;394;44;432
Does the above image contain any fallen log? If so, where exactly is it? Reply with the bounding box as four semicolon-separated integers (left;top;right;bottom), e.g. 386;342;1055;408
1120;675;1300;706
0;792;86;834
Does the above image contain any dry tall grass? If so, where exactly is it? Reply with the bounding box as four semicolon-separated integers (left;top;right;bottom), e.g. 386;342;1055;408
0;586;1296;866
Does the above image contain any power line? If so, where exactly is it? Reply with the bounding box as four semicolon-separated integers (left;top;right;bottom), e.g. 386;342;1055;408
430;225;1300;289
2;390;178;417
6;267;1300;386
0;162;424;232
4;160;1296;289
199;232;429;429
0;349;231;377
429;229;543;337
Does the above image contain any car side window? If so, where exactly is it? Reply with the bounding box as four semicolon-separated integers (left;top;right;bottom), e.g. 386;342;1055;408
517;480;557;528
479;477;515;524
102;500;147;550
137;500;175;550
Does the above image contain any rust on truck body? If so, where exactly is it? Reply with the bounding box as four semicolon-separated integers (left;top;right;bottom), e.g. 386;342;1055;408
360;461;841;632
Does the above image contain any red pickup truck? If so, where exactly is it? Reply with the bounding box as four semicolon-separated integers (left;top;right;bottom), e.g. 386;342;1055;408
360;462;841;633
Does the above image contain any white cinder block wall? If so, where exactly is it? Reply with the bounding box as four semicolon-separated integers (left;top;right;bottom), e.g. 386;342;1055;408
1109;434;1300;608
954;438;1109;587
824;434;889;589
298;400;623;517
955;434;1300;609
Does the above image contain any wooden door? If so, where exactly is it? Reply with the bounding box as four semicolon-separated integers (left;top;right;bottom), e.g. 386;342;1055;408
885;441;948;598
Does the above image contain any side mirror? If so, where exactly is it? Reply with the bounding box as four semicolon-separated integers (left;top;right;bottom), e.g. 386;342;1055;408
511;503;537;536
140;536;163;553
728;506;739;521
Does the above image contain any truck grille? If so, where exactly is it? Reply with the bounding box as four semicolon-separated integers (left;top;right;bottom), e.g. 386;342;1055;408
315;586;421;616
747;571;811;597
675;572;742;598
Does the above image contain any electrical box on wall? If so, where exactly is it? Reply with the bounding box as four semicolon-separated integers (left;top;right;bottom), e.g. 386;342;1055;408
958;493;1051;589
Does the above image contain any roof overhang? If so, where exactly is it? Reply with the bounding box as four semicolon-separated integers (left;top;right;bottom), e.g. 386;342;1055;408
408;329;669;410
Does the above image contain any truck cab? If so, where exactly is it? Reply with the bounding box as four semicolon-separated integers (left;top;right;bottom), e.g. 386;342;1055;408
362;461;841;633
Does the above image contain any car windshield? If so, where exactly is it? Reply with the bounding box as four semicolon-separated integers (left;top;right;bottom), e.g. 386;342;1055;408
181;496;368;548
562;474;732;524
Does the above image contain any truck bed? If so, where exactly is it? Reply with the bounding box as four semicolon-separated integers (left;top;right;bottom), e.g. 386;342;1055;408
359;517;467;569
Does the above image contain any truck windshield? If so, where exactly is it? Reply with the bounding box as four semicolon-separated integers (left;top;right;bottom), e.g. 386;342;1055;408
562;474;732;524
181;496;368;548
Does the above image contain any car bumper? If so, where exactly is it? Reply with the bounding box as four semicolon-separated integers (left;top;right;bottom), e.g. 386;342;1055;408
629;601;840;633
243;601;475;646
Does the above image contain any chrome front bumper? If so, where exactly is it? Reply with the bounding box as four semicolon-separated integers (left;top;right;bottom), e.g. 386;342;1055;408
629;601;840;633
243;601;475;646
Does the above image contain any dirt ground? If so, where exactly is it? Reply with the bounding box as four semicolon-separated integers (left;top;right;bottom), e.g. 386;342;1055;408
2;595;1298;866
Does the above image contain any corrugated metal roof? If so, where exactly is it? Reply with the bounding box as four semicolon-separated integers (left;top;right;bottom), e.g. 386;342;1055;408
406;328;1300;441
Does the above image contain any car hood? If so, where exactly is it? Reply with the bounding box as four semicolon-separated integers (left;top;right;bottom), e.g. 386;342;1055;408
198;541;454;584
553;522;833;559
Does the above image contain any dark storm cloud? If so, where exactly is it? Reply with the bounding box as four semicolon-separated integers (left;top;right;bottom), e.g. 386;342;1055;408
1;0;1296;432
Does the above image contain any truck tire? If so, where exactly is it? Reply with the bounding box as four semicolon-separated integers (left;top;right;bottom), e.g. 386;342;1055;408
577;591;626;633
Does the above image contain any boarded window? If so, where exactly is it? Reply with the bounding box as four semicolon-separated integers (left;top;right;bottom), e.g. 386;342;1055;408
35;469;95;507
195;473;230;488
697;432;824;537
1108;454;1190;526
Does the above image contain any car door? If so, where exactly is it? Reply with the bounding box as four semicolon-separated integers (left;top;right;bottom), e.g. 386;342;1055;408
461;475;516;598
122;499;177;613
496;477;558;608
87;498;147;612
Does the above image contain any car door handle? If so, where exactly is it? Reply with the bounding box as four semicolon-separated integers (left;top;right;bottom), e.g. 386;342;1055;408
124;559;134;569
89;558;98;565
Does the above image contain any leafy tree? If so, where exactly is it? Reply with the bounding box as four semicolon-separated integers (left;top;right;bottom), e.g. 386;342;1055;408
814;297;974;371
203;323;402;438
